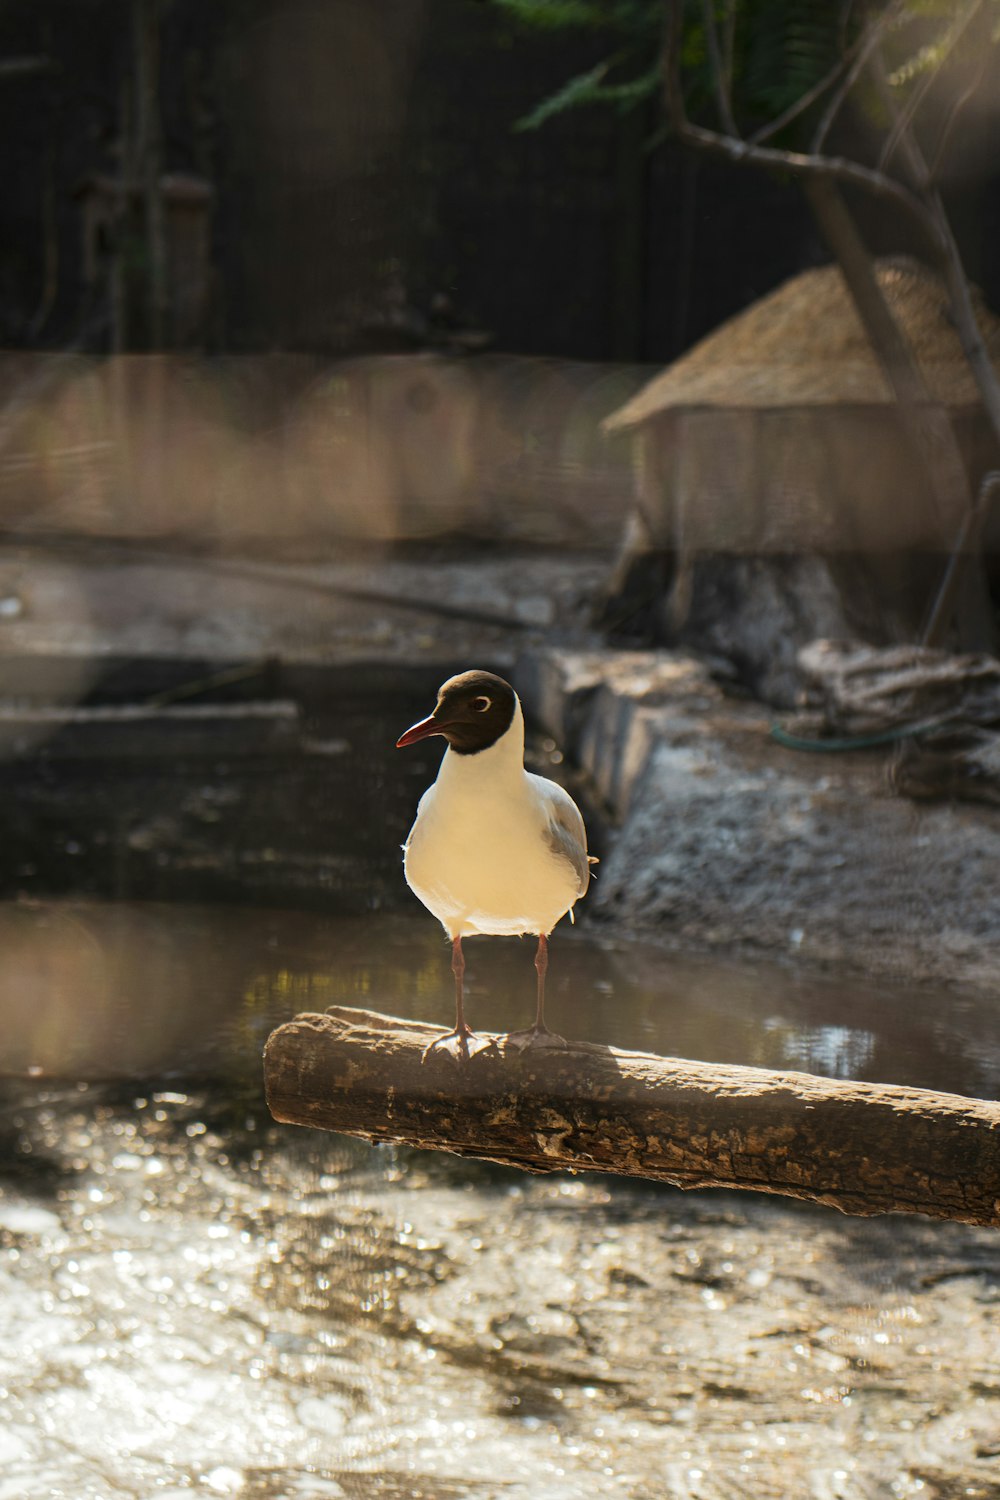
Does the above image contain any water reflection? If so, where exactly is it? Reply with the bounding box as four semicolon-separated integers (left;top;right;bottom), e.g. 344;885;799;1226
1;898;997;1100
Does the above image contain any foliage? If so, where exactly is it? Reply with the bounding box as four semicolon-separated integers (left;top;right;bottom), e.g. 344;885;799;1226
490;0;658;33
490;0;664;128
489;0;848;134
488;0;1000;161
739;1;843;117
513;59;662;129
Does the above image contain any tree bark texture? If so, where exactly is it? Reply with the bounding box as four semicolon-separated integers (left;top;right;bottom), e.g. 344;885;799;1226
264;1007;1000;1229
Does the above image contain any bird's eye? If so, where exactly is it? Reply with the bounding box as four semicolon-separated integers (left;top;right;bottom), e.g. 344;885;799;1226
472;695;491;713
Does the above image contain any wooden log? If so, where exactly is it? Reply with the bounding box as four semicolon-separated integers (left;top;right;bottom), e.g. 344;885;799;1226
263;1006;1000;1229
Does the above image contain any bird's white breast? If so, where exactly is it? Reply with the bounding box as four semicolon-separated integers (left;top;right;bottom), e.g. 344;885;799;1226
403;756;583;939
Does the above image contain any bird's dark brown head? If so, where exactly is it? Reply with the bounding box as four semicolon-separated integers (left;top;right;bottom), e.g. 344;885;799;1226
396;670;517;755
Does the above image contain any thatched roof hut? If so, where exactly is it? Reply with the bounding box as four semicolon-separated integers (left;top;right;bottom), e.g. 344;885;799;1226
604;257;1000;553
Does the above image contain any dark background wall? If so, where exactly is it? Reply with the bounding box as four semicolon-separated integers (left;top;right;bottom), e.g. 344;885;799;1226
0;0;994;363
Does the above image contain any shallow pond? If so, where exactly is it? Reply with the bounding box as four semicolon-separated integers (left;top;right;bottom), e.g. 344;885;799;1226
1;668;998;1500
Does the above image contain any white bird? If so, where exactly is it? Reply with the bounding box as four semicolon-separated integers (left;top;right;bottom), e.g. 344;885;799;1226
396;670;593;1061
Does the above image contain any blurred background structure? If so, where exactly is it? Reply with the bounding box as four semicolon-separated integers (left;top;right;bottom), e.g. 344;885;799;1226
0;0;833;363
0;0;997;631
0;0;827;553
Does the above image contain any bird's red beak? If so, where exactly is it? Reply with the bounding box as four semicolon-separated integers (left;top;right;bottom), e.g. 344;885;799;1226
396;713;449;748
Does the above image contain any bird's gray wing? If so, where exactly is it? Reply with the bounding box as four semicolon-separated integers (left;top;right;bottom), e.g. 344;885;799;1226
541;781;591;898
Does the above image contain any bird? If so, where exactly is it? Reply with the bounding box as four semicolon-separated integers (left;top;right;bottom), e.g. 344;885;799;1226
396;670;593;1062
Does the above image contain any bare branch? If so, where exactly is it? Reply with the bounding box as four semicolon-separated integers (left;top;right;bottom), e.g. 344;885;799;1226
929;20;992;181
750;54;851;148
868;47;1000;452
878;0;982;177
811;0;905;154
750;0;910;153
701;0;739;136
935;220;1000;441
803;173;978;639
662;2;942;257
750;0;877;149
721;0;736;102
838;0;858;53
662;0;686;137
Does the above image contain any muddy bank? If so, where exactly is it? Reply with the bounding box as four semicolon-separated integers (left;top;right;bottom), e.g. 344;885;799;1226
519;648;1000;998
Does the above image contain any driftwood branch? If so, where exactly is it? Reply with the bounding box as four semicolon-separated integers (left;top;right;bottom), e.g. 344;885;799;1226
264;1007;1000;1229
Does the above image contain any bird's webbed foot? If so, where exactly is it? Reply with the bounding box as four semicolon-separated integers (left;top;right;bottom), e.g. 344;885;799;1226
504;1024;568;1053
421;1026;497;1065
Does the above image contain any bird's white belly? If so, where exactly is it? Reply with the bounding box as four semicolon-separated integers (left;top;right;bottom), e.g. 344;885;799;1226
403;789;579;938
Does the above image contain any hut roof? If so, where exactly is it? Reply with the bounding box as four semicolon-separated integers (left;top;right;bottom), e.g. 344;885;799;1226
605;257;1000;431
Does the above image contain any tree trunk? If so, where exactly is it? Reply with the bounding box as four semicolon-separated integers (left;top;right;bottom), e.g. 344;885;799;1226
802;177;994;651
264;1006;1000;1229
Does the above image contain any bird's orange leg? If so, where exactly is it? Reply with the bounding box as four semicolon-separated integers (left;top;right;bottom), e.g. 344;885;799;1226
422;935;495;1064
505;933;567;1051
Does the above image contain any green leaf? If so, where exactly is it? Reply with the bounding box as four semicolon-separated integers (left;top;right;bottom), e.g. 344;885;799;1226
597;64;661;109
489;0;609;29
513;59;616;129
741;0;842;117
514;58;660;130
491;0;662;37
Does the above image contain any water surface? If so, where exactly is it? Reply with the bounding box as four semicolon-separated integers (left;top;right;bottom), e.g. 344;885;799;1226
2;898;999;1101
